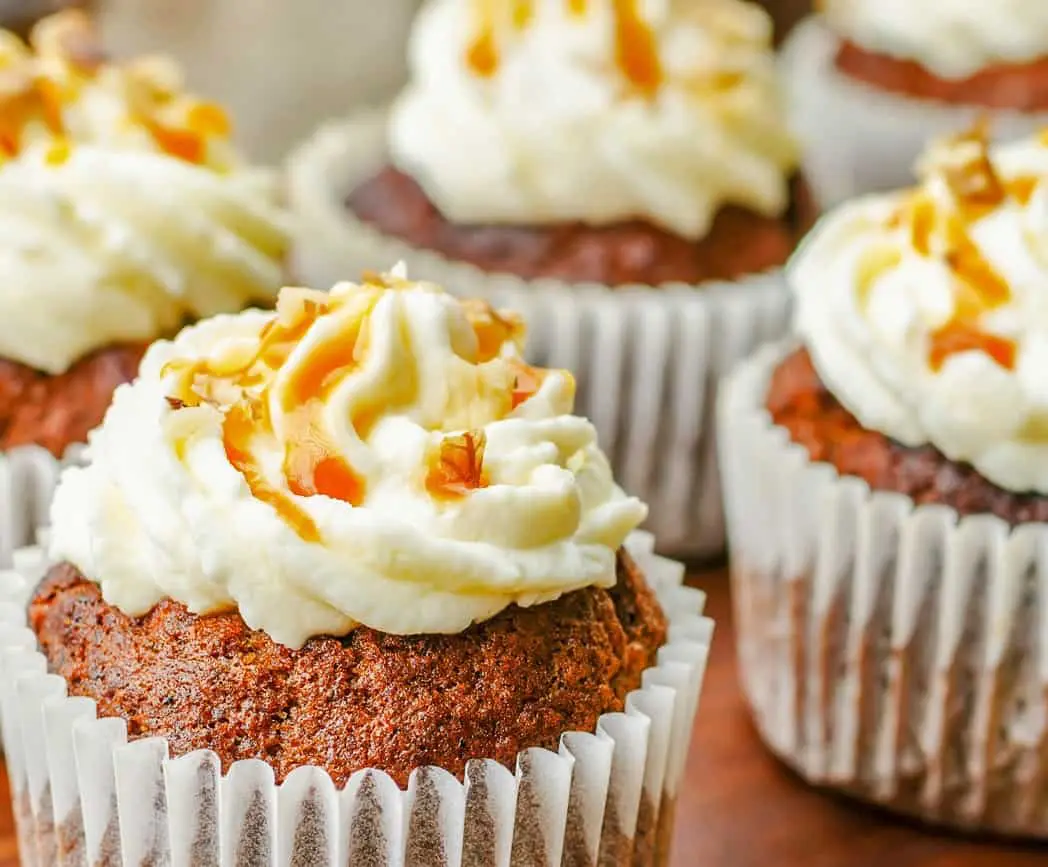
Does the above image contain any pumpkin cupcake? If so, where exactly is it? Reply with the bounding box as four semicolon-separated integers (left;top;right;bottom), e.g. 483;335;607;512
784;0;1048;206
720;125;1048;836
0;269;711;866
289;0;808;556
0;12;289;564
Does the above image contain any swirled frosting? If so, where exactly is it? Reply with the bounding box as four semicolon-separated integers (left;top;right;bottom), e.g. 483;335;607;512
390;0;798;241
50;269;647;647
792;126;1048;495
0;12;289;374
820;0;1048;80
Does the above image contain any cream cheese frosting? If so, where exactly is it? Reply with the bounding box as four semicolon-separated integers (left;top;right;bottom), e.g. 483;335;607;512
49;268;648;647
389;0;798;241
820;0;1048;80
791;126;1048;495
0;12;289;374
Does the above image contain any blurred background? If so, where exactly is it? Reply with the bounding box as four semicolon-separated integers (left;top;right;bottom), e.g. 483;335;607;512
2;0;813;161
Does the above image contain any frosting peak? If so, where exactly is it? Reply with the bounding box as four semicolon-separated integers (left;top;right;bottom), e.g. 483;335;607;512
792;126;1048;495
50;270;647;646
390;0;798;241
0;12;288;374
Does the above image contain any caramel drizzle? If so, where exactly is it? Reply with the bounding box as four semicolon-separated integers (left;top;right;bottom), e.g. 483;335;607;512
902;128;1022;372
465;0;663;95
0;14;229;164
166;284;555;539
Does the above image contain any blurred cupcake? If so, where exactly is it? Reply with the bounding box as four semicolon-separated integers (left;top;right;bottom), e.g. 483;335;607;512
0;12;289;563
784;0;1048;207
0;270;711;866
720;125;1048;835
290;0;807;555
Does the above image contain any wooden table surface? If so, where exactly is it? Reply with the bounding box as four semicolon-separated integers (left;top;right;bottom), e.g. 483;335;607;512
0;569;1044;866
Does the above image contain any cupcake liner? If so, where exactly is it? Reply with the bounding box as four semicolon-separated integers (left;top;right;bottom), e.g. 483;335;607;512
286;110;792;556
0;530;713;867
718;341;1048;838
781;18;1048;208
0;446;69;571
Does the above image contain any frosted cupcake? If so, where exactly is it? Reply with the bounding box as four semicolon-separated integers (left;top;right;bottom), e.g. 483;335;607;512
720;125;1048;836
784;0;1048;206
0;270;710;866
0;12;289;563
289;0;806;555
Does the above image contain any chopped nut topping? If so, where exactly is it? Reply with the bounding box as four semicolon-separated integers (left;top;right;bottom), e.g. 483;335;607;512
426;431;488;499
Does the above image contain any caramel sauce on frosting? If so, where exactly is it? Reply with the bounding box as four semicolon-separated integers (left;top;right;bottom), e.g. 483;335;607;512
466;0;662;95
0;11;234;167
162;273;556;542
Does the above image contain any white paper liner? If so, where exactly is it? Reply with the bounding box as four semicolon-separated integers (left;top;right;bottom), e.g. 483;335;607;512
718;341;1048;838
286;110;792;556
0;446;66;571
0;530;712;867
781;17;1048;209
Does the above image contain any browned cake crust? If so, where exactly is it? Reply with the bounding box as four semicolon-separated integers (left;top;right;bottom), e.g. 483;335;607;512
835;39;1048;110
347;166;815;287
767;346;1048;524
30;551;667;788
0;344;146;457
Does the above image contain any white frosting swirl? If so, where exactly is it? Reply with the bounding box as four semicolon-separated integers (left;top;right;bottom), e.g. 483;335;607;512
0;12;289;374
390;0;798;241
821;0;1048;80
50;271;647;647
792;127;1048;495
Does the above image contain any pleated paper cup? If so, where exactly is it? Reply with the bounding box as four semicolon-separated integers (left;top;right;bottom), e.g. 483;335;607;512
782;17;1048;209
0;447;69;570
286;110;792;557
719;341;1048;838
1;531;712;867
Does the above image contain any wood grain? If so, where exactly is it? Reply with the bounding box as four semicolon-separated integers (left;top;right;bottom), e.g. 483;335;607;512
0;568;1044;865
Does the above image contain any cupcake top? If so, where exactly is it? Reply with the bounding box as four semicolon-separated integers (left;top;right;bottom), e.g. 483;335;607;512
389;0;798;241
50;268;647;648
0;12;289;374
820;0;1048;80
791;125;1048;495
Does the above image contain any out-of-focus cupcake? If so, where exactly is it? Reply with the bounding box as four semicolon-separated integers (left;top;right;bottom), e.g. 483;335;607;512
720;125;1048;836
0;269;711;867
784;0;1048;207
0;12;290;563
289;0;808;556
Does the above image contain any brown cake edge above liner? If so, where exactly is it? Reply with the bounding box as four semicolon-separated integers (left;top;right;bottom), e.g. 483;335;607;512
835;39;1048;111
0;343;148;457
346;166;815;287
30;549;668;789
767;346;1048;525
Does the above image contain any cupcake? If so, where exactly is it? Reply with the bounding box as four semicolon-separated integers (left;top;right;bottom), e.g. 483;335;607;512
784;0;1048;207
289;0;807;556
0;270;711;865
720;125;1048;835
0;12;290;564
